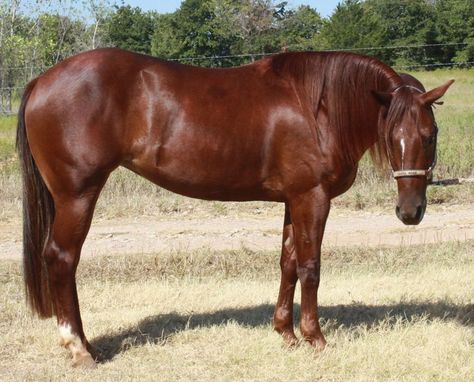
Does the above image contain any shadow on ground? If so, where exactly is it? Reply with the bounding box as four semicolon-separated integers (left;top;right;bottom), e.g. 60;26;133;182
91;300;472;362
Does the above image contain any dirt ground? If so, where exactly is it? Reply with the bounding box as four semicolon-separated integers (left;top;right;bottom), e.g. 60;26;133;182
1;204;473;260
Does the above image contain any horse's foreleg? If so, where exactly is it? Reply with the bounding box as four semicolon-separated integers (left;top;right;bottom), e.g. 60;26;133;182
289;188;330;349
44;187;103;368
273;204;298;345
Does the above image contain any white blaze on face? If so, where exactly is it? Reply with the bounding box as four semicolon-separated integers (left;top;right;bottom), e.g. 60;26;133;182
398;124;406;169
400;138;406;168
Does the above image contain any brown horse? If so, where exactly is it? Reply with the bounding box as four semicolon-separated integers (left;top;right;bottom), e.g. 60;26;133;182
16;48;453;367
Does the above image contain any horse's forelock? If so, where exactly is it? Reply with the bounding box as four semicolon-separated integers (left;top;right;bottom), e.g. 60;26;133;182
378;89;421;168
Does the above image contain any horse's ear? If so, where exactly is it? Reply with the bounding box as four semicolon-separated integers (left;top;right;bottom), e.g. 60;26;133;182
372;90;393;107
421;79;455;105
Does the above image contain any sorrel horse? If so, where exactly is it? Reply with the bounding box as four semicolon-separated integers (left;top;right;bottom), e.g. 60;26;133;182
17;48;453;367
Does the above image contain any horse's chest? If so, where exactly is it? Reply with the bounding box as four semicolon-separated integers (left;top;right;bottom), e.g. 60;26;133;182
323;164;358;198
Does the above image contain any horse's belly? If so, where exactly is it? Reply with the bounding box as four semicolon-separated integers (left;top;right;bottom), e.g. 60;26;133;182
125;148;284;202
130;167;283;202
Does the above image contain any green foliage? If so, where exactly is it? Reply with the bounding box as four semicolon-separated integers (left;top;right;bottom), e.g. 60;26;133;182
35;13;87;67
276;5;324;51
151;0;242;66
151;13;181;59
105;5;155;54
318;0;474;67
233;0;289;56
0;115;17;174
321;0;385;51
151;0;323;66
367;0;437;66
435;0;474;65
2;0;474;73
151;0;295;66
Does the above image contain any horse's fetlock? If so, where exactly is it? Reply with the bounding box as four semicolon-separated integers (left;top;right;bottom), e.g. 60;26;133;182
300;316;319;337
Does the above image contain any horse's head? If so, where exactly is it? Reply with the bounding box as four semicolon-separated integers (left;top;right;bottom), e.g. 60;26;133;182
374;78;454;225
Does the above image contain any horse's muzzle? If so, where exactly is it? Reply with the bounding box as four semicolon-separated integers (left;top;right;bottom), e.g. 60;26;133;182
396;201;426;225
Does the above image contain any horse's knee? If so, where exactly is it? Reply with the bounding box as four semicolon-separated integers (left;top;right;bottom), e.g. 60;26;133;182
296;260;320;285
44;241;76;274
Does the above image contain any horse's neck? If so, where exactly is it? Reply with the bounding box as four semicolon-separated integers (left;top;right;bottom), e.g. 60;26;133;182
277;51;400;166
353;104;384;161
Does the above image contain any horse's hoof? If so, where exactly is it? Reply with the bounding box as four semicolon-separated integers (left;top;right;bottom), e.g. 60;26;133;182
307;336;327;351
86;343;104;363
282;332;299;348
72;353;97;369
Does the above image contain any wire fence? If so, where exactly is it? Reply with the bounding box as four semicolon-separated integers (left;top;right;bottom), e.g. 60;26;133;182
168;41;474;62
1;41;473;114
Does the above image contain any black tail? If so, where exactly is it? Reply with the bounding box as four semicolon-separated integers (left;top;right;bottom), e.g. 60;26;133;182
16;78;55;318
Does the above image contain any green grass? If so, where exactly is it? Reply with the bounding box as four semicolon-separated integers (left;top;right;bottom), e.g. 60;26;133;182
1;241;472;381
0;68;473;220
0;115;17;169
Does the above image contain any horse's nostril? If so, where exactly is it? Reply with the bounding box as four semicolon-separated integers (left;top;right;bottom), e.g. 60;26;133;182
415;205;423;221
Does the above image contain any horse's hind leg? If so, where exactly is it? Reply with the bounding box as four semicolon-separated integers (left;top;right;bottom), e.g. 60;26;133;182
45;181;106;368
273;204;298;345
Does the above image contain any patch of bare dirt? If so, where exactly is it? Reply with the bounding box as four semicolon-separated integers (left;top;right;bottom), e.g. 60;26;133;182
1;205;473;260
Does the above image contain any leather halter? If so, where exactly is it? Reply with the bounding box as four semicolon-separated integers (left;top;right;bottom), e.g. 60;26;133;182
388;85;436;180
392;152;436;180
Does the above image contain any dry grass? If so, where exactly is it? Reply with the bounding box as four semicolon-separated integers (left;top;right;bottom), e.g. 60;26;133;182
1;241;472;381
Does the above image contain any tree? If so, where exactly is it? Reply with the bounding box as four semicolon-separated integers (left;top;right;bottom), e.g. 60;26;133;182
35;13;87;67
151;13;181;59
435;0;474;64
151;0;301;66
365;0;437;66
277;5;324;51
320;0;385;53
0;0;36;112
105;5;155;54
152;0;249;66
87;0;113;49
229;0;291;58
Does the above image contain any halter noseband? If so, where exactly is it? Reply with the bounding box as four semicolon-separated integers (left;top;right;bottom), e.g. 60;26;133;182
388;85;436;180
